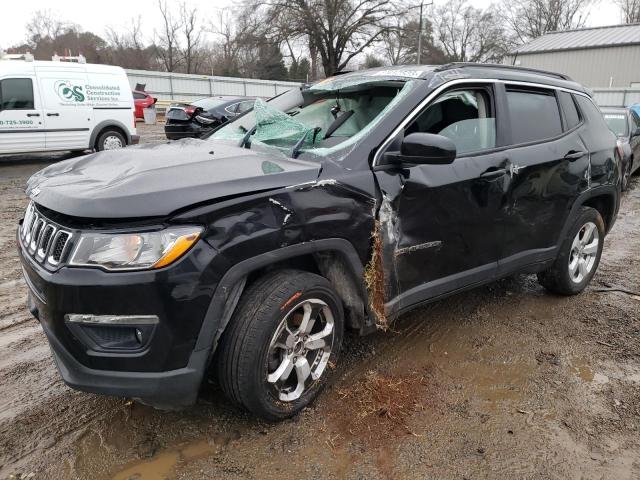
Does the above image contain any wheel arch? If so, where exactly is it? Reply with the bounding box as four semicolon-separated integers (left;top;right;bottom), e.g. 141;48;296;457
558;187;618;244
91;120;132;149
195;239;370;361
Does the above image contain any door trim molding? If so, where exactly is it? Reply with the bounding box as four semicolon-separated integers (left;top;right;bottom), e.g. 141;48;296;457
0;128;90;134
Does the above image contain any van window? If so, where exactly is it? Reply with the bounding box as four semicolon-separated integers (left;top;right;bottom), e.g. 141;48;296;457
406;88;496;155
506;88;562;144
558;91;581;130
0;78;35;110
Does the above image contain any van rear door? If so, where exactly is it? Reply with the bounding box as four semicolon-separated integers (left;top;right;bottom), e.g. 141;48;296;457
0;77;45;153
37;70;92;151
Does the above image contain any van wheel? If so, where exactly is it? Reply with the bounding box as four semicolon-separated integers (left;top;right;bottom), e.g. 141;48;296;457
538;207;605;295
215;269;344;421
96;129;126;151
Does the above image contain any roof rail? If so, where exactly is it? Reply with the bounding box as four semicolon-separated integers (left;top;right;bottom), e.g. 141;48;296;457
434;62;573;81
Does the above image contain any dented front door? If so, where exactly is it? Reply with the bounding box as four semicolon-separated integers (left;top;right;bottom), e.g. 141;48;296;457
373;152;508;315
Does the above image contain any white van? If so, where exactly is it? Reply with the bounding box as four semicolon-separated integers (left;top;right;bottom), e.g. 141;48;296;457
0;58;138;155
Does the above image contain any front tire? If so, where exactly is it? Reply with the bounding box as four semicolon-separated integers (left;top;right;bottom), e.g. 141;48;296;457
215;270;344;421
538;207;605;295
96;129;126;151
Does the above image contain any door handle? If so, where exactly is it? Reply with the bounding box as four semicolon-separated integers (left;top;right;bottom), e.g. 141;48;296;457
47;113;60;117
480;168;507;178
564;150;586;161
26;113;40;117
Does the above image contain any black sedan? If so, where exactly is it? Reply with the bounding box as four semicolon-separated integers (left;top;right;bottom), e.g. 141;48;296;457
602;106;640;191
164;96;256;140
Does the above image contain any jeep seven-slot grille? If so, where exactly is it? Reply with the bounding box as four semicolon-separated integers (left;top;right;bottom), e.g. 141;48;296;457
20;202;73;267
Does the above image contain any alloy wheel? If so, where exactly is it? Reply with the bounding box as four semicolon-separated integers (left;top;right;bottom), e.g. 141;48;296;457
266;299;335;402
568;221;599;284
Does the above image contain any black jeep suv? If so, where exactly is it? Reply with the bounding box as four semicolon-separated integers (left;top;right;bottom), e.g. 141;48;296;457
18;64;620;420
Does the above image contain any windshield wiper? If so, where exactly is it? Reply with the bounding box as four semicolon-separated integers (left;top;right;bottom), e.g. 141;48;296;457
292;127;321;159
324;110;354;140
239;126;257;149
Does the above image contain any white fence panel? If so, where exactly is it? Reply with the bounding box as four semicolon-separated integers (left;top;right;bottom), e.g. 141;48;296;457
125;69;301;108
592;88;640;107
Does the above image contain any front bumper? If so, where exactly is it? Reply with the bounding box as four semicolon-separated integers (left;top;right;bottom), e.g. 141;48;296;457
18;226;224;408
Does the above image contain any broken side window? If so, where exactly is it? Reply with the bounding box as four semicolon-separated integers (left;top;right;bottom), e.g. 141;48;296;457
406;87;496;155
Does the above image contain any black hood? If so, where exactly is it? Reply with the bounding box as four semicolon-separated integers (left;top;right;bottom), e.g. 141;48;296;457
26;139;321;218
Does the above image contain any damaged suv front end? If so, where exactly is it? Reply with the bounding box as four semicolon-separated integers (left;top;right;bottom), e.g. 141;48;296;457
18;68;426;411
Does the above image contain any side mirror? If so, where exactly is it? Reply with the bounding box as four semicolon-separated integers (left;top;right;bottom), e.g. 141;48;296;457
385;133;457;165
632;127;640;137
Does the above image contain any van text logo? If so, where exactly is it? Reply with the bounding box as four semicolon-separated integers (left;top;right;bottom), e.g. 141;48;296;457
54;81;85;102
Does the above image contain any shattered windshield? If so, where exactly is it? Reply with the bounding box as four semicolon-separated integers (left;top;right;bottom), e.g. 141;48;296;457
211;79;417;160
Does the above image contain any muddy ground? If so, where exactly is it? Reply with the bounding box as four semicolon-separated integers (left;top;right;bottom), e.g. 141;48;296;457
1;124;639;479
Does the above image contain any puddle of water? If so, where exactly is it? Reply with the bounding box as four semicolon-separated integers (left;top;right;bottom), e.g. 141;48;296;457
110;438;220;480
570;358;609;385
112;450;180;480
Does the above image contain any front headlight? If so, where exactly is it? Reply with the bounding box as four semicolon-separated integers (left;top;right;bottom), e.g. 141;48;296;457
68;226;203;271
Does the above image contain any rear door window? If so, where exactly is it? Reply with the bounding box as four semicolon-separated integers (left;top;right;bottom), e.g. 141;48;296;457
558;91;581;130
506;88;562;144
0;78;35;110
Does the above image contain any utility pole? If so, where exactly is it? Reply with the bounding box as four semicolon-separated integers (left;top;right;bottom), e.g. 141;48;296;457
417;0;433;65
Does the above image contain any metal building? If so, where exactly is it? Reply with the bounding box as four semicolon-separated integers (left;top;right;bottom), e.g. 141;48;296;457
504;24;640;88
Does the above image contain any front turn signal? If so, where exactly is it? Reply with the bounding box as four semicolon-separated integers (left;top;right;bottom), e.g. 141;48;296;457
152;231;202;269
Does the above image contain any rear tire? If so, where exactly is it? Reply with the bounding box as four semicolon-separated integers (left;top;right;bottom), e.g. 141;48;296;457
215;269;344;421
537;207;605;295
96;129;126;151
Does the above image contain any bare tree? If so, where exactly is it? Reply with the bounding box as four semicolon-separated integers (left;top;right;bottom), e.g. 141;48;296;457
256;0;407;77
616;0;640;23
380;17;446;65
155;0;182;72
106;17;154;70
181;3;203;74
434;1;510;63
502;0;594;44
26;10;72;45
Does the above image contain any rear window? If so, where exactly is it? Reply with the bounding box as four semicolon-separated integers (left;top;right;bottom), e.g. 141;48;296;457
506;88;562;145
558;91;581;130
192;98;229;110
133;92;146;100
602;112;628;137
0;78;35;110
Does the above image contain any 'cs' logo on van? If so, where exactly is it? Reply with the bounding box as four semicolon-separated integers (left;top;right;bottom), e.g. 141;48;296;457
55;81;85;102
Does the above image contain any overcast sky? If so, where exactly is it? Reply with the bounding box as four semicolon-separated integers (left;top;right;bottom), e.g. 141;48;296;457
0;0;623;49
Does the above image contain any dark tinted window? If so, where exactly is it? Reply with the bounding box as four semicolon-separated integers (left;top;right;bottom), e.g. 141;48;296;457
506;89;562;144
0;78;34;110
133;92;146;100
192;97;228;110
558;91;580;130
